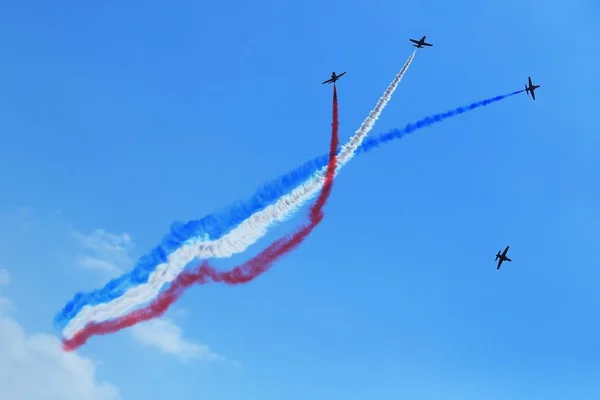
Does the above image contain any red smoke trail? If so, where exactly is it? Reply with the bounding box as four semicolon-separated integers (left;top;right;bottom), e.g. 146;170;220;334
64;85;340;351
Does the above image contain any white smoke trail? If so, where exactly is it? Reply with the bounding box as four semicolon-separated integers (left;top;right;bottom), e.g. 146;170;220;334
63;51;416;339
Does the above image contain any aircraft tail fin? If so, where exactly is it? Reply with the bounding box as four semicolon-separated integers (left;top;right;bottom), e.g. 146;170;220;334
495;253;500;261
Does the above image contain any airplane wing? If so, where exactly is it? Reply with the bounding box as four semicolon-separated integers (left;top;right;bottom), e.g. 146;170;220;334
337;72;346;78
528;76;533;86
409;39;419;44
322;78;333;84
422;42;433;46
502;246;509;257
497;259;503;269
531;90;536;100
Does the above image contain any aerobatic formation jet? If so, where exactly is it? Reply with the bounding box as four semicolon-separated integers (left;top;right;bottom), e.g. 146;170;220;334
495;246;512;269
322;71;346;84
525;76;540;100
409;35;433;48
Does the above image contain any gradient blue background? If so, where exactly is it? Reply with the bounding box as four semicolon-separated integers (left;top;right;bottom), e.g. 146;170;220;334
1;0;599;398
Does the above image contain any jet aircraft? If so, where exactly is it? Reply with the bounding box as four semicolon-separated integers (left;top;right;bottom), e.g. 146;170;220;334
495;246;512;270
409;35;433;48
525;76;540;100
322;71;346;84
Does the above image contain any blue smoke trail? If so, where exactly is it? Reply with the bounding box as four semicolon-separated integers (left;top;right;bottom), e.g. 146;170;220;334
54;89;523;330
359;90;524;153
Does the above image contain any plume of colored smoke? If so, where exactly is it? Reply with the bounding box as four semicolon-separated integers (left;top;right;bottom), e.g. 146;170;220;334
60;85;518;341
359;90;524;153
56;51;416;335
61;87;521;343
60;85;520;341
63;85;341;351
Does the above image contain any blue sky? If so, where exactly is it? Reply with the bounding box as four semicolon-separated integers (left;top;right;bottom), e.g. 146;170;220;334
1;0;599;399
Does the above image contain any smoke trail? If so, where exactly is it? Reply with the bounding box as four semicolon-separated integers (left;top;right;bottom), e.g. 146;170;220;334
359;90;524;153
66;89;524;349
57;51;417;337
61;86;517;342
61;85;519;342
63;84;341;351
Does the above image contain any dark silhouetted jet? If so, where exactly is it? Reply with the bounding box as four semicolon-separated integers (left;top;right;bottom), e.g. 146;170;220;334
525;76;540;100
322;71;346;85
409;35;433;48
495;246;512;269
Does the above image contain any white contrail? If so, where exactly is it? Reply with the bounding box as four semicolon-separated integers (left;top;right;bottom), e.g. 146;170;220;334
63;51;416;339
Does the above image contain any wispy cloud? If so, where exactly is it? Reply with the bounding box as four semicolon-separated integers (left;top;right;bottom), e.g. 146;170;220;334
72;229;134;277
0;297;120;400
14;207;34;234
0;269;12;312
72;229;229;362
0;297;13;312
76;256;123;276
130;319;227;362
0;269;10;286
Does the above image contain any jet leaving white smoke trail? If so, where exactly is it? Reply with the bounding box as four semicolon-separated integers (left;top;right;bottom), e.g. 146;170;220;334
63;50;417;340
